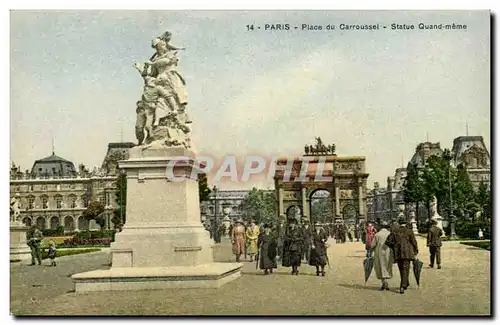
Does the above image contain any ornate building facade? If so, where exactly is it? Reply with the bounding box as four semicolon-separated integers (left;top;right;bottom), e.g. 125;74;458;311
9;142;135;232
366;136;491;222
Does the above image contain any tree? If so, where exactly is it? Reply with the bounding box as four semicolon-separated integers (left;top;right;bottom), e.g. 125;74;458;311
198;173;211;202
453;164;475;219
240;188;277;224
475;181;490;220
402;162;424;223
310;197;333;223
112;172;127;230
83;200;106;229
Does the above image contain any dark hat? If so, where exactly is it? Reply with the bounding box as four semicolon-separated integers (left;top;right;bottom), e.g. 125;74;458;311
288;218;298;224
263;223;271;229
397;217;407;224
235;219;244;224
302;218;310;223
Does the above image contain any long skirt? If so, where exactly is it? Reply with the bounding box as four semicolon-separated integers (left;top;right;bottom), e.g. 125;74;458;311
282;250;302;267
232;236;245;255
309;249;327;267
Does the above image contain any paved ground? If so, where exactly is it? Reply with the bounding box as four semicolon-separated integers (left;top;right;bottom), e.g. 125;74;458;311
10;237;490;316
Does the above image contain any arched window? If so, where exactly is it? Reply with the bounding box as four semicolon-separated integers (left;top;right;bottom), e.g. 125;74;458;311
36;216;46;230
22;217;32;227
50;216;60;229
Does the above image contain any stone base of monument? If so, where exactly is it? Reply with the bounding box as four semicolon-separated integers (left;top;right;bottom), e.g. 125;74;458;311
71;147;242;292
10;222;31;262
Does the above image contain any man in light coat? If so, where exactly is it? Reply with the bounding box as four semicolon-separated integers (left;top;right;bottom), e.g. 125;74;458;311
370;221;394;291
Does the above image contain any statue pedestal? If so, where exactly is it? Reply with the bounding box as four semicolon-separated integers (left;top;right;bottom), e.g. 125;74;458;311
72;147;242;293
10;222;31;262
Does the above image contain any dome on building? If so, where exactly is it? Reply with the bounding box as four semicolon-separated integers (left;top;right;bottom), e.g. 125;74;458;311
30;152;77;177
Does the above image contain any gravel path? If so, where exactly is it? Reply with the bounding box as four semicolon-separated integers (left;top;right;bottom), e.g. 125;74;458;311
10;237;490;316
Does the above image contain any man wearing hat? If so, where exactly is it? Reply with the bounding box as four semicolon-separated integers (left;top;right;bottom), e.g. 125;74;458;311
275;215;287;260
300;218;313;262
282;218;304;275
427;219;443;269
385;217;419;294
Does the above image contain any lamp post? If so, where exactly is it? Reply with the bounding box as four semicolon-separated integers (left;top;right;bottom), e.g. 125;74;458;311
212;186;219;242
449;165;458;240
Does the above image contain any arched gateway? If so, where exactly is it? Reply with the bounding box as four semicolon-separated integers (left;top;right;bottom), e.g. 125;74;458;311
274;137;369;224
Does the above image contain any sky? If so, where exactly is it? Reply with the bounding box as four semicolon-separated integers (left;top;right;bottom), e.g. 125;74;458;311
10;10;490;190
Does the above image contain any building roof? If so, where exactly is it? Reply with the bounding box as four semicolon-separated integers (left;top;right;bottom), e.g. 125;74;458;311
408;142;443;168
31;152;77;177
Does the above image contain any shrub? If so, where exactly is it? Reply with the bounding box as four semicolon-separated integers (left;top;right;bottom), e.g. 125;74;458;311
41;248;101;259
455;221;490;240
73;229;116;241
41;225;65;237
61;238;113;247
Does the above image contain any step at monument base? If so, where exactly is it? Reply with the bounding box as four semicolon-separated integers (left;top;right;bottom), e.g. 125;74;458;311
72;263;242;293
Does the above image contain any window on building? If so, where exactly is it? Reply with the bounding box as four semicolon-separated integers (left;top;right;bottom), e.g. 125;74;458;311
27;196;35;210
42;185;47;191
41;196;48;209
105;193;110;207
70;195;77;208
55;195;62;209
99;193;105;205
29;185;34;192
81;196;88;208
69;183;75;189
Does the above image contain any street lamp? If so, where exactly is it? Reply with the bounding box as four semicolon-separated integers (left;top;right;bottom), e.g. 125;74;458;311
449;165;458;240
212;186;218;242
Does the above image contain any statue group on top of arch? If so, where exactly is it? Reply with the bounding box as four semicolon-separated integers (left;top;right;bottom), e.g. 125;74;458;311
304;137;336;156
134;31;192;150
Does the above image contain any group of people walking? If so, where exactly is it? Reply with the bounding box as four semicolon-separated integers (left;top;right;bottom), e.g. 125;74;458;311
366;217;443;294
230;217;329;277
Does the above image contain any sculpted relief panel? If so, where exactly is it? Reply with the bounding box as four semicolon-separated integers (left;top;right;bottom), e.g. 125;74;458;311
283;191;300;201
340;189;354;199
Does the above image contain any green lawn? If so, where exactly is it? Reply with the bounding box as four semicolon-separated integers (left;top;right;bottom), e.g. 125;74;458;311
460;241;490;251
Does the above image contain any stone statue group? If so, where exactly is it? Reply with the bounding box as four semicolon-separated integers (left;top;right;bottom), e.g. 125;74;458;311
134;31;192;149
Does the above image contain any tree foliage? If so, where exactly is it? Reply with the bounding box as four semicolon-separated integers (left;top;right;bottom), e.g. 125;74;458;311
198;173;211;202
402;147;490;223
240;188;277;224
112;172;127;230
310;197;333;223
83;200;106;229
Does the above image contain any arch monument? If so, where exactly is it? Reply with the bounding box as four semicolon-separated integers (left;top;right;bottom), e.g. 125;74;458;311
274;137;369;224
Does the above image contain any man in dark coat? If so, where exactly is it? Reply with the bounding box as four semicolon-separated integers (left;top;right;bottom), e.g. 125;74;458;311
26;225;43;266
282;218;304;275
276;216;287;260
309;222;329;276
427;219;443;269
300;219;313;262
385;217;419;294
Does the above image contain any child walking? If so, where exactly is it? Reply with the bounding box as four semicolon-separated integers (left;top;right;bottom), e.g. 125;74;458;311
48;241;57;266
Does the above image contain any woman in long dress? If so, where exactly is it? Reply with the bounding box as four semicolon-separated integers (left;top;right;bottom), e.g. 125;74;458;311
257;224;278;275
245;220;260;262
369;221;394;290
309;222;329;276
231;219;246;262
